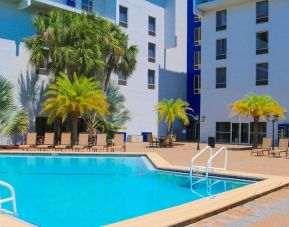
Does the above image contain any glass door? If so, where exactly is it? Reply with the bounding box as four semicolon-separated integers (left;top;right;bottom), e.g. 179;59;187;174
241;123;249;143
231;123;240;143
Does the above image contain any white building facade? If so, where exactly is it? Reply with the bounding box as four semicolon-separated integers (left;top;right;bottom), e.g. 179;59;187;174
194;0;289;144
0;0;187;141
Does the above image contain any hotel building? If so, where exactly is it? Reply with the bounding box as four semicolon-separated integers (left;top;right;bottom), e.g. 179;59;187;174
0;0;187;142
191;0;289;145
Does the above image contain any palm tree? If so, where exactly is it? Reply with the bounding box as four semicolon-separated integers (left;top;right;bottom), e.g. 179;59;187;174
25;11;104;78
229;93;286;148
84;83;130;140
102;27;138;91
42;72;109;145
0;76;28;137
156;99;192;135
25;10;138;91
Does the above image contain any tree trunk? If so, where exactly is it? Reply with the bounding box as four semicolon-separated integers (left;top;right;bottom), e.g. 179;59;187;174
71;113;78;145
53;70;61;144
168;125;173;136
252;117;259;149
104;68;113;92
54;117;61;145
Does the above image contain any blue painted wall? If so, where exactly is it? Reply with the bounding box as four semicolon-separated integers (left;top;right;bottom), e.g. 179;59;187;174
187;0;201;115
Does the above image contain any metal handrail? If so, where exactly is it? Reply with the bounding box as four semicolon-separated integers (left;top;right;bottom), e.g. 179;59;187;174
0;181;17;215
206;146;228;178
190;146;213;177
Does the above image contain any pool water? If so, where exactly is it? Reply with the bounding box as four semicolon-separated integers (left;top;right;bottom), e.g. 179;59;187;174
0;155;251;227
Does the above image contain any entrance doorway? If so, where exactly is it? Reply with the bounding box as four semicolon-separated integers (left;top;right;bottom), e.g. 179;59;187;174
231;123;250;144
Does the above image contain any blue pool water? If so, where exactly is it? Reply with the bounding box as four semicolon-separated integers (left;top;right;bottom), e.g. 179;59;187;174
0;155;252;226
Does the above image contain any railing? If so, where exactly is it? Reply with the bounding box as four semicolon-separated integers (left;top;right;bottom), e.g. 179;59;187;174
0;181;17;216
206;146;228;178
190;177;227;198
190;146;213;177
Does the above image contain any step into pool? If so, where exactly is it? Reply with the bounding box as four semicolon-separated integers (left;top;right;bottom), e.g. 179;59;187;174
0;155;252;227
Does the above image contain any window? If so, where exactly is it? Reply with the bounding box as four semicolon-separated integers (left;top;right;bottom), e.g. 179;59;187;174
148;16;156;36
216;67;226;88
148;70;155;89
148;43;156;62
194;51;201;70
250;122;267;144
216;10;227;31
256;0;268;23
67;0;76;7
81;0;93;12
194;75;201;94
119;5;128;27
256;31;268;55
216;39;227;60
216;122;231;143
194;27;201;46
194;15;201;22
118;73;127;86
256;63;268;85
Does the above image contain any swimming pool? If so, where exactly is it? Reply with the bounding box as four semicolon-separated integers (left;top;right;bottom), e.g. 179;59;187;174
0;155;252;226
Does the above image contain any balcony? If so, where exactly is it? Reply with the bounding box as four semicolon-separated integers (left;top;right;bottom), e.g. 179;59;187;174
195;0;251;12
18;0;96;13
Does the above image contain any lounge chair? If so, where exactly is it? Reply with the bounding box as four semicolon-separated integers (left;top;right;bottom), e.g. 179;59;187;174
55;133;71;151
37;133;54;151
251;137;272;156
19;133;37;150
73;133;89;151
147;134;159;147
108;134;125;152
91;134;107;152
269;138;288;157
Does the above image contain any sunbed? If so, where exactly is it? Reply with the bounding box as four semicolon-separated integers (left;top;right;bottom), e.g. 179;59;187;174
36;133;54;151
269;138;288;157
91;134;107;152
251;137;272;156
73;133;89;151
108;134;125;152
55;133;71;151
19;132;37;150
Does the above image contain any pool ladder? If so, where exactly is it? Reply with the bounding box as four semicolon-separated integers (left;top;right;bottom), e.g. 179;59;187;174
190;146;228;178
0;180;17;216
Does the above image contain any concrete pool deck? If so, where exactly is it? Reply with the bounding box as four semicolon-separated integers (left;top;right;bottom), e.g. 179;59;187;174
0;142;289;226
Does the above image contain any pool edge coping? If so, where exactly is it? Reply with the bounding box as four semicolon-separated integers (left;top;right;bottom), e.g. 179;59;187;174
0;150;288;227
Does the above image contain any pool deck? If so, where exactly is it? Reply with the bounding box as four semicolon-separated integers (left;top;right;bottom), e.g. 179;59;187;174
1;142;289;226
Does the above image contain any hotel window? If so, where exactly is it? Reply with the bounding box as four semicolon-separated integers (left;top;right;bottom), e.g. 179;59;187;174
194;27;201;46
194;51;201;70
216;10;227;31
194;15;201;22
250;122;267;144
118;73;127;86
216;67;226;88
119;5;128;27
81;0;93;12
194;75;201;94
67;0;76;7
256;63;268;86
148;16;156;36
148;70;155;89
256;31;268;55
148;43;156;63
216;122;231;143
216;39;227;60
256;0;268;23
